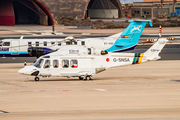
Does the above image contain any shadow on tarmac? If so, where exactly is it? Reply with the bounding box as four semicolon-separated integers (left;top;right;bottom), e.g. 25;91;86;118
171;80;180;82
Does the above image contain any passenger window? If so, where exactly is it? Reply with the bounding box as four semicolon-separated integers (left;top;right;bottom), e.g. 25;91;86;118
62;60;69;68
44;60;50;68
28;42;32;47
53;60;59;68
44;41;47;46
3;42;10;46
51;42;55;45
71;60;78;68
74;41;77;45
81;41;85;45
88;48;91;55
36;42;39;46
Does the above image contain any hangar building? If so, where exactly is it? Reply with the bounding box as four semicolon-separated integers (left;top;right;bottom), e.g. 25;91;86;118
0;0;123;26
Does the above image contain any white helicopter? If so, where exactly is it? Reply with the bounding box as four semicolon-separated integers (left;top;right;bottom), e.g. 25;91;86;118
18;38;168;81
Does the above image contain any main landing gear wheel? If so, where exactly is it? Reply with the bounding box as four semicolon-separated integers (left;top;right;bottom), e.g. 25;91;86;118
35;77;39;81
79;76;84;80
84;76;93;81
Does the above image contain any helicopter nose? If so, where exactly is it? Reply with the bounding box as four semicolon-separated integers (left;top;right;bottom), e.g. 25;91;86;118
18;67;32;75
18;68;27;74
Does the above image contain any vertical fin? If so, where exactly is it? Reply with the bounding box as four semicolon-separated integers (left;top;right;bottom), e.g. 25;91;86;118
144;38;168;61
105;19;153;52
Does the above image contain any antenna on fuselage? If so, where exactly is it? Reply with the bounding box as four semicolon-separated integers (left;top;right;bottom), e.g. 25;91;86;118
20;36;24;39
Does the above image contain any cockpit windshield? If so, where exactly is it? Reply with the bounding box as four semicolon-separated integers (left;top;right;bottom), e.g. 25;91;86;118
34;59;44;68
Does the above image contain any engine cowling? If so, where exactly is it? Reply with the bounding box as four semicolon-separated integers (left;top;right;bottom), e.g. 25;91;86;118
28;47;54;58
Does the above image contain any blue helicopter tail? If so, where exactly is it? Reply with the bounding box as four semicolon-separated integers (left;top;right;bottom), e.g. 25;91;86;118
105;19;153;52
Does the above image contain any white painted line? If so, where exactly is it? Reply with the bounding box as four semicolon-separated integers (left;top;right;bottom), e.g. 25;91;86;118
82;33;91;35
151;74;180;76
94;89;107;91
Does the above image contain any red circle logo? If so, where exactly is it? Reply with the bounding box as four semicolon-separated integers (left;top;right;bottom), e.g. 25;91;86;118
106;58;110;62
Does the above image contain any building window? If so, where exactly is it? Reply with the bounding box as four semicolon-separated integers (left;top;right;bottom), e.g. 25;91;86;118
28;42;32;47
53;60;59;68
134;11;140;14
71;60;78;68
62;60;69;68
44;41;47;46
144;11;149;15
36;42;39;46
44;60;50;68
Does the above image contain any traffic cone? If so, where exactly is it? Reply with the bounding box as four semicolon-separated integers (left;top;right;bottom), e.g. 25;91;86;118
24;60;27;66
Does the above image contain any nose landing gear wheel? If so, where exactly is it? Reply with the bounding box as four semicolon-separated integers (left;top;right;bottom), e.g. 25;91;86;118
35;77;39;81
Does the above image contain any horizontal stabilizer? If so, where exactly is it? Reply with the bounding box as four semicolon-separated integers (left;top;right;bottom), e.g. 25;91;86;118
115;44;124;47
108;32;122;38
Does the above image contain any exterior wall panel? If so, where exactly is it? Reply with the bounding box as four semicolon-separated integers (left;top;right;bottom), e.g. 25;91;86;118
88;9;118;18
0;0;14;25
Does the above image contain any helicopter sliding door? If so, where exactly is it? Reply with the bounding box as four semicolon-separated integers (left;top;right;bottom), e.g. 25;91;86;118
50;59;60;76
40;59;60;77
60;58;79;77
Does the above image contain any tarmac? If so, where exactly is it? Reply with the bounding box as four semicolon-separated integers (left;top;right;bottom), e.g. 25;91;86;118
1;25;180;35
0;60;180;120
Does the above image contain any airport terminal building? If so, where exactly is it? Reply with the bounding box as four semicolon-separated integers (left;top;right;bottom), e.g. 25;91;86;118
0;0;123;26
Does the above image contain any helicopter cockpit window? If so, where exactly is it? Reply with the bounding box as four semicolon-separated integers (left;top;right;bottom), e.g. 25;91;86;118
28;42;32;47
36;42;39;46
71;60;78;68
34;59;44;68
62;60;69;68
53;60;59;68
43;56;50;58
44;60;50;68
3;42;10;46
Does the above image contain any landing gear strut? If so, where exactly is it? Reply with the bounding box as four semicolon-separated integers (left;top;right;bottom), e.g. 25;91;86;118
35;77;39;81
79;76;84;80
84;76;93;81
